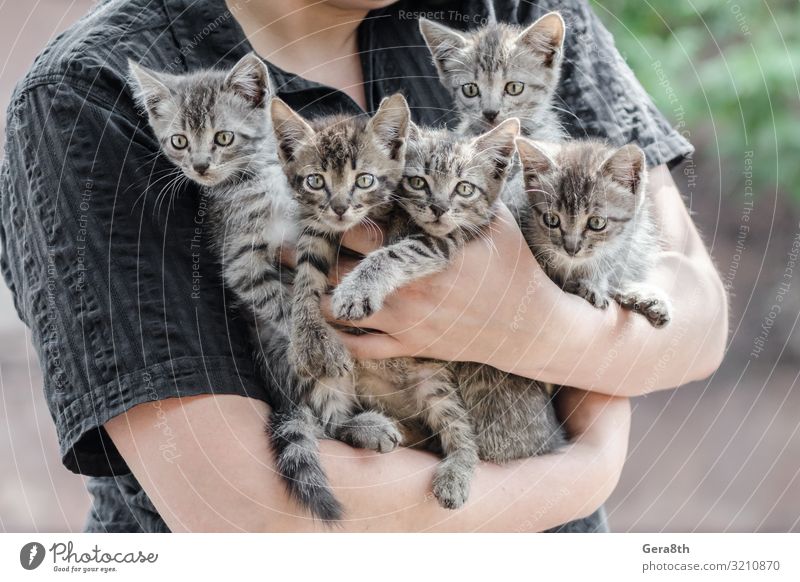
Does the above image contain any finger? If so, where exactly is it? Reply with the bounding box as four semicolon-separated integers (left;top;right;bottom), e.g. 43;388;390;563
329;256;360;286
320;294;393;332
336;330;405;360
341;222;385;255
278;244;296;269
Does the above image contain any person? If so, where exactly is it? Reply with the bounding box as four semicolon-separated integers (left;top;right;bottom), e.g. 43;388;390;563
0;0;726;532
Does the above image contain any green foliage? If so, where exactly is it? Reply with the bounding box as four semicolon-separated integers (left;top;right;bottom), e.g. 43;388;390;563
591;0;800;200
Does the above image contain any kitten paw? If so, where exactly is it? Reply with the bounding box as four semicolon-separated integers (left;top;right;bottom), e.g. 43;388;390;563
338;411;403;453
432;461;472;510
331;285;380;321
291;325;353;378
615;288;672;328
565;280;610;309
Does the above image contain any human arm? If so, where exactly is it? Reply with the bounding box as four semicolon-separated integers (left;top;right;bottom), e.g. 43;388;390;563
105;388;629;532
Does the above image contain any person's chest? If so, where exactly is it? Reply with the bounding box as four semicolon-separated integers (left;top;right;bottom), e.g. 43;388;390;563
265;6;457;128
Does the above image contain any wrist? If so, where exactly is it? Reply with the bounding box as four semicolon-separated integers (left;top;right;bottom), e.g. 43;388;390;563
496;270;570;377
503;282;625;385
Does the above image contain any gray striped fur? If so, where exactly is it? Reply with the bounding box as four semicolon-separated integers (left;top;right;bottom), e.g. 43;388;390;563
332;118;564;505
419;12;566;141
268;95;412;521
129;53;297;329
517;137;671;327
419;13;568;222
129;54;337;517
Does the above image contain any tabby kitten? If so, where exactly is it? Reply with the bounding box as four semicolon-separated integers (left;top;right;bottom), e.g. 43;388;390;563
268;95;411;521
332;119;564;504
130;56;339;517
332;120;519;509
516;137;671;327
419;12;566;140
128;53;297;331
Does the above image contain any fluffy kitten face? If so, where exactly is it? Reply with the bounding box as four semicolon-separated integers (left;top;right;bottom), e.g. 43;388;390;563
401;118;519;237
516;138;647;265
128;53;272;187
419;13;565;133
270;94;410;232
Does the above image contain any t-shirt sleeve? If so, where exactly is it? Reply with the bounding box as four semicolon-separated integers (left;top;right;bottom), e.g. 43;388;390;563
0;81;269;477
515;0;694;168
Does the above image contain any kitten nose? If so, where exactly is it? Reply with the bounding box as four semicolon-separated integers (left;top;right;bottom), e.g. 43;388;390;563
193;162;210;175
331;204;348;217
483;110;499;122
564;240;582;256
430;203;448;219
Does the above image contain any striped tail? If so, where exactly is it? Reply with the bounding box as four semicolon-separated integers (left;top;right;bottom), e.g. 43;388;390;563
255;320;343;523
269;405;343;524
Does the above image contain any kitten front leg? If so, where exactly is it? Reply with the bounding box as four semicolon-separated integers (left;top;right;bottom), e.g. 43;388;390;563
415;365;480;510
336;409;403;453
563;278;611;309
614;284;673;328
232;262;290;323
332;235;452;321
291;229;353;378
224;240;290;323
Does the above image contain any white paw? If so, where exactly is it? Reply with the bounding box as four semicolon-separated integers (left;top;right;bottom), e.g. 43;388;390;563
331;284;379;321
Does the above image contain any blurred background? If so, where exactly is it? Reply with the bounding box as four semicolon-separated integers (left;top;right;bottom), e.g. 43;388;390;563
1;0;798;532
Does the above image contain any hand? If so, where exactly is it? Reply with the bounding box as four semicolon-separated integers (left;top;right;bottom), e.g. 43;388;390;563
317;203;574;368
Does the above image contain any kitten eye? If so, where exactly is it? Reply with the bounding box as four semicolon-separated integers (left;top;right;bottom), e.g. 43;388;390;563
542;212;560;228
355;173;375;188
306;174;325;190
461;83;480;98
587;216;607;231
170;134;188;149
406;176;428;190
505;81;525;96
454;181;475;196
214;131;235;147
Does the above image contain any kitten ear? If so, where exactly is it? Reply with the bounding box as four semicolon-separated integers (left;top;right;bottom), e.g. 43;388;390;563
408;120;422;143
600;143;647;196
367;93;410;161
270;98;314;163
516;138;558;200
472;118;520;180
225;52;272;108
517;11;565;67
419;18;468;77
128;60;171;118
516;137;556;176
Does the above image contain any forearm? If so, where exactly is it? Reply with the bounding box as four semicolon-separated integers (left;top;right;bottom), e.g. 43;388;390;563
325;429;620;532
107;393;628;532
496;166;727;396
502;251;727;396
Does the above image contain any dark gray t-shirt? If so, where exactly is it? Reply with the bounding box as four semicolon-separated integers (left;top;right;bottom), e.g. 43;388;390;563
0;0;691;532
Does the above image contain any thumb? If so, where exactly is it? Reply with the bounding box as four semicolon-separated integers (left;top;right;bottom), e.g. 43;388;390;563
337;330;405;361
